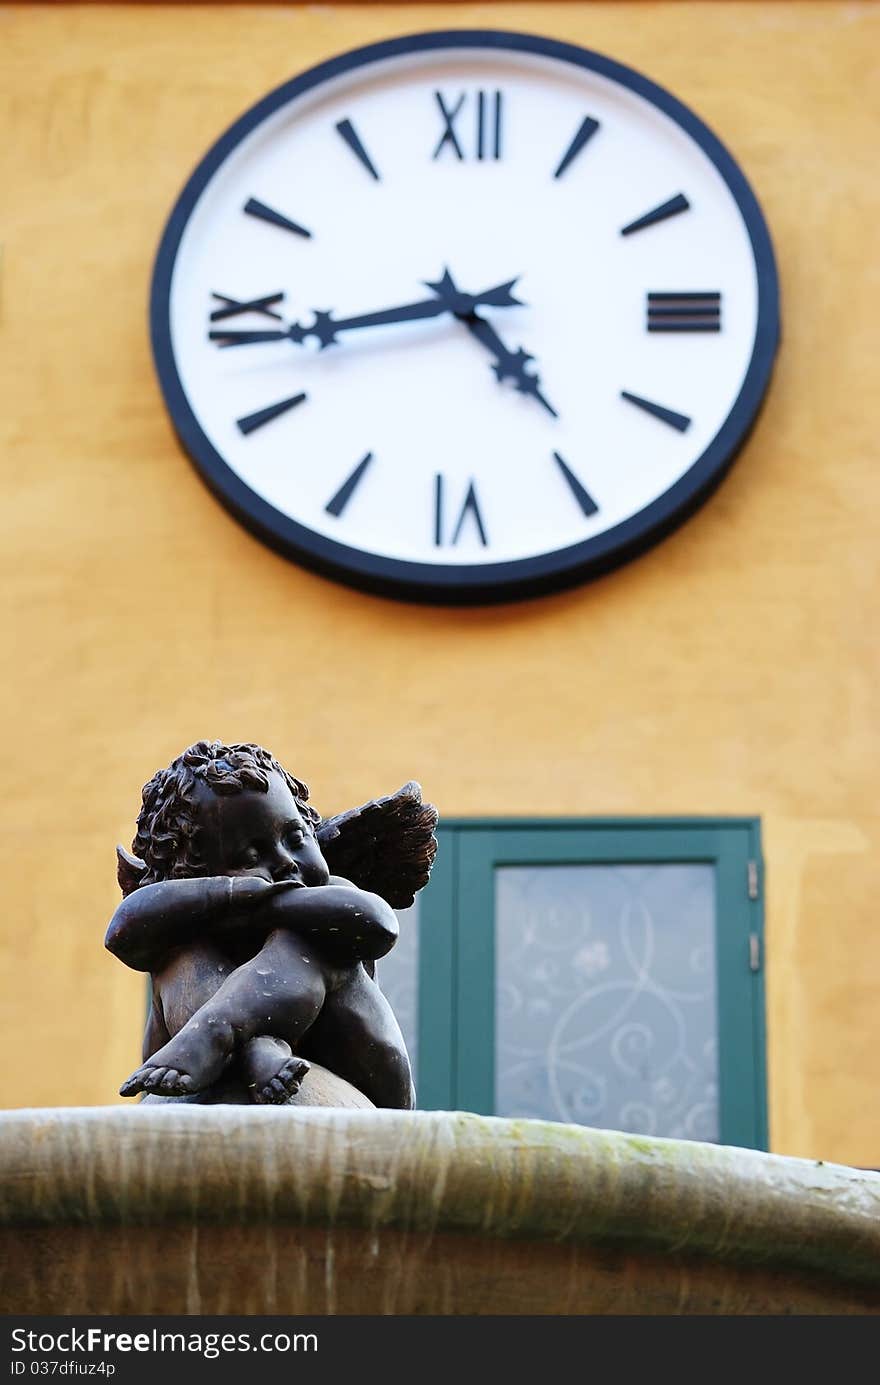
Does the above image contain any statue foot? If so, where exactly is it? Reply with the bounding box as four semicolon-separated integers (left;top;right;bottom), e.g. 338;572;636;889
120;1026;232;1098
253;1056;311;1105
242;1036;310;1105
120;1063;196;1098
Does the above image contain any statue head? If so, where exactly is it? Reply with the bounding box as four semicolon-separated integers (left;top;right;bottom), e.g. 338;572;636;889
121;740;321;893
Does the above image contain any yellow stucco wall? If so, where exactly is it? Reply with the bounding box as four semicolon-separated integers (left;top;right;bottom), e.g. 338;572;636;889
1;2;878;1164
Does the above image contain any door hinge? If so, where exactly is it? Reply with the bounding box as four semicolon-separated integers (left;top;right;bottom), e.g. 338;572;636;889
747;859;760;900
749;933;762;972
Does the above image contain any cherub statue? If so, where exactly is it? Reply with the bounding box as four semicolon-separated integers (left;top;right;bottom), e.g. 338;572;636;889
105;741;437;1108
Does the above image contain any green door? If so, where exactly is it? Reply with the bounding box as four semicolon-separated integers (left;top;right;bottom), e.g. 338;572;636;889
411;819;767;1150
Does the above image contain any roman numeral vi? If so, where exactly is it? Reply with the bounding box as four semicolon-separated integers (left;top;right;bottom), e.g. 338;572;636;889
434;476;489;547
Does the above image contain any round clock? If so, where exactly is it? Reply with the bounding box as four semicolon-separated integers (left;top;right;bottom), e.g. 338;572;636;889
151;29;780;604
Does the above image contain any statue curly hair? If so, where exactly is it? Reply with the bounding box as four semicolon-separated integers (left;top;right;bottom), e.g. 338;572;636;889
122;740;320;895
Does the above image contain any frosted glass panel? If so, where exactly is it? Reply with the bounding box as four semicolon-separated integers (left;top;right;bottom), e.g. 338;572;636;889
494;865;719;1140
376;901;419;1083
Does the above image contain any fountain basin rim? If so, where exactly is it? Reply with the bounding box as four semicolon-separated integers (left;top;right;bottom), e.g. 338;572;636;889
1;1106;878;1291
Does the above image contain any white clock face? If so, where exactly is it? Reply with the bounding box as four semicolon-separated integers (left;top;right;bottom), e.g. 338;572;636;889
153;31;779;602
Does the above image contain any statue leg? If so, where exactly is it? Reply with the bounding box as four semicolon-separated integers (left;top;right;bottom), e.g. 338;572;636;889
119;930;325;1101
303;966;415;1110
144;947;306;1105
153;941;234;1035
142;993;170;1062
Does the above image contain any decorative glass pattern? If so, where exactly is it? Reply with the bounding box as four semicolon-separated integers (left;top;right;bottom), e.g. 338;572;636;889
376;901;419;1084
494;865;719;1140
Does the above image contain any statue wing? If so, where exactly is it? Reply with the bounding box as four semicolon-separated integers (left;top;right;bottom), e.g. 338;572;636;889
116;844;148;897
316;782;438;910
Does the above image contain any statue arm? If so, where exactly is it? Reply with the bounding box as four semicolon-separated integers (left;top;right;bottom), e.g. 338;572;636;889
104;876;277;972
256;879;400;962
106;875;399;973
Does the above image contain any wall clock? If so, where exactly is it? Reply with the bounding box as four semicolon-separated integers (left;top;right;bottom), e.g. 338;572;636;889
150;29;780;604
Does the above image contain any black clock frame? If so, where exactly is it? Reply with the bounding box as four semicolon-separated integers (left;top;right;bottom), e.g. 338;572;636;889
150;28;780;606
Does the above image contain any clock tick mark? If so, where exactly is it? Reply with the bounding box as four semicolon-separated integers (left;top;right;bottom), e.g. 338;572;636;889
621;192;690;236
236;392;307;435
621;391;692;433
553;453;599;518
243;198;312;238
325;453;374;517
553;115;600;179
335;118;381;180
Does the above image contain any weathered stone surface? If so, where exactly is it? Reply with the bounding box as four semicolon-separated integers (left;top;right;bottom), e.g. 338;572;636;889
1;1107;878;1314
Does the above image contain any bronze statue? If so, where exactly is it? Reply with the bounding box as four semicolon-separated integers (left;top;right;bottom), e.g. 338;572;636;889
106;741;437;1108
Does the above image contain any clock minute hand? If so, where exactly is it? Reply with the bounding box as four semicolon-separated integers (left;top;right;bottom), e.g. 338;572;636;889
304;275;522;348
307;297;450;348
209;275;521;349
209;328;294;347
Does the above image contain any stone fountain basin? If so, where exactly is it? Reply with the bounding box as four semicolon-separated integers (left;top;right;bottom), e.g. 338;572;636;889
1;1106;878;1314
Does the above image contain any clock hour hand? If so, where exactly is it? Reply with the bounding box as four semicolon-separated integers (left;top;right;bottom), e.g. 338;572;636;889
459;315;559;418
427;272;559;418
209;274;521;349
